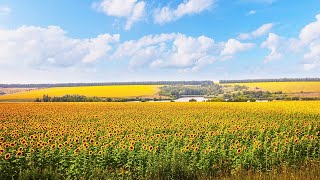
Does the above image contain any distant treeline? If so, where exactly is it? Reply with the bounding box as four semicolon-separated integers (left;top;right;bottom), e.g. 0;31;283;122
220;78;320;84
0;81;213;88
35;94;171;102
160;84;223;98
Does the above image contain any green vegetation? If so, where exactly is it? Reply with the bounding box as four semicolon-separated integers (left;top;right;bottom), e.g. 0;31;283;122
35;94;171;102
160;84;223;98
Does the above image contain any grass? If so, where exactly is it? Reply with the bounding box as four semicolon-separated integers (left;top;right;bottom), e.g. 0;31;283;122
225;82;320;93
0;85;161;100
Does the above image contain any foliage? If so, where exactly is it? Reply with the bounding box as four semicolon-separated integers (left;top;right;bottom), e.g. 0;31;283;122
160;84;224;98
234;85;249;91
34;94;172;102
207;97;225;102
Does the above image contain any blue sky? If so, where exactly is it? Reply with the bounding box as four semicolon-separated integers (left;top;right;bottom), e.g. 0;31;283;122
0;0;319;83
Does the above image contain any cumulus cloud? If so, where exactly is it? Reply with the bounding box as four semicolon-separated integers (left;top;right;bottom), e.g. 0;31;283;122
261;33;283;62
238;23;274;40
154;0;214;24
113;33;255;72
247;10;256;15
303;43;320;70
113;33;222;72
299;14;320;70
3;26;243;74
94;0;145;30
299;14;320;44
0;26;119;68
259;14;320;70
0;6;11;15
221;39;255;57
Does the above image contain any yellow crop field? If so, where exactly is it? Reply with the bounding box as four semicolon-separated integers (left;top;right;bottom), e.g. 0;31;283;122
226;82;320;93
0;102;319;179
0;85;160;100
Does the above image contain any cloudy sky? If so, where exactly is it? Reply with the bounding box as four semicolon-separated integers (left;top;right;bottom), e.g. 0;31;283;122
0;0;319;83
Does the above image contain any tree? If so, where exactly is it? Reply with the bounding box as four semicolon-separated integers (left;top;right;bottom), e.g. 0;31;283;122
42;94;51;102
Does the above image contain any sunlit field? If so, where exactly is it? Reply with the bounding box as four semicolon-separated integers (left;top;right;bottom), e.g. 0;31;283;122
0;102;319;179
225;82;320;93
0;85;160;100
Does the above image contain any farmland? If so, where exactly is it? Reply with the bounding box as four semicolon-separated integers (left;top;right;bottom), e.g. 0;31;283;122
223;82;320;93
0;102;319;179
0;85;160;101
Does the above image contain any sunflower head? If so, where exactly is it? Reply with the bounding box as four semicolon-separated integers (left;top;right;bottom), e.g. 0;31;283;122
4;153;10;160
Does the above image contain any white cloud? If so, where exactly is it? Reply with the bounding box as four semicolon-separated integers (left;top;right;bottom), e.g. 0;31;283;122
125;1;145;30
304;43;320;60
299;14;320;70
95;0;145;30
247;10;256;15
0;26;119;68
113;33;222;71
221;39;255;57
299;14;320;44
114;33;255;72
261;33;282;62
258;14;320;69
0;6;11;15
154;0;214;24
238;23;274;40
303;43;320;70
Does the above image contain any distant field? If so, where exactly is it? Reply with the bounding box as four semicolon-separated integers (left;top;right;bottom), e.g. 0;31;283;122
225;82;320;93
0;85;160;100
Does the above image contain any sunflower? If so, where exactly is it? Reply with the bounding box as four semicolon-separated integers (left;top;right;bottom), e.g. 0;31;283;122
51;144;56;149
73;149;79;155
16;151;22;158
4;153;10;160
194;147;199;152
143;145;147;151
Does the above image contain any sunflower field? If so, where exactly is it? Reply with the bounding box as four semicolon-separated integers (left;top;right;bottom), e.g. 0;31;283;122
0;85;160;100
0;102;319;179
